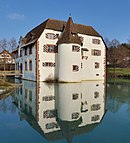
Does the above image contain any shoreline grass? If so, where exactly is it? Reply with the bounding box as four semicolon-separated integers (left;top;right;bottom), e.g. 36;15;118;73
107;67;130;78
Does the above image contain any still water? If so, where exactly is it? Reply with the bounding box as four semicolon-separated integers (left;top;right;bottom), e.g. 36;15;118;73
0;79;130;143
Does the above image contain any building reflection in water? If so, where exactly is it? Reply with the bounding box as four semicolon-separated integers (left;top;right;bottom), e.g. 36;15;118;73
13;80;106;143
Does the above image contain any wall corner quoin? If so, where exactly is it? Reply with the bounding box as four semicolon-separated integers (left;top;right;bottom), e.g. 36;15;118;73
36;40;40;81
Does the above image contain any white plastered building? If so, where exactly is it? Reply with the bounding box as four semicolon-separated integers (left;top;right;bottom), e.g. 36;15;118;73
13;17;106;82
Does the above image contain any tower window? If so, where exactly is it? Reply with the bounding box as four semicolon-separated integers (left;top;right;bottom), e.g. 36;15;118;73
72;93;79;100
72;65;79;72
72;112;79;119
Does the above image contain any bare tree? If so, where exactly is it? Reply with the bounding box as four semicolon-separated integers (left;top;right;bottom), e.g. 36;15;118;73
8;37;17;52
111;39;120;48
0;38;17;80
0;38;17;52
0;38;8;52
104;37;112;48
104;38;120;48
107;43;130;68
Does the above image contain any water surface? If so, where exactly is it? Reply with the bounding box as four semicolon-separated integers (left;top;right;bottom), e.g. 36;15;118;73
0;79;130;143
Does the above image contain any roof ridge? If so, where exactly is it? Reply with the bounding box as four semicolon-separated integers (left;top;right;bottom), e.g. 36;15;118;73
23;18;101;44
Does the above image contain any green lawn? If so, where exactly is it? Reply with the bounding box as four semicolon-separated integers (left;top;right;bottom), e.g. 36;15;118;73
107;68;130;76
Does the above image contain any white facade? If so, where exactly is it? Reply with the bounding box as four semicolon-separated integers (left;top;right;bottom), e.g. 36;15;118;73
14;41;36;81
22;44;36;80
38;29;61;81
14;18;106;82
80;35;106;81
58;43;81;82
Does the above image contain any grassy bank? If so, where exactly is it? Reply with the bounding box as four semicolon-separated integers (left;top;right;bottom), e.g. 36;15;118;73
0;79;19;99
107;68;130;78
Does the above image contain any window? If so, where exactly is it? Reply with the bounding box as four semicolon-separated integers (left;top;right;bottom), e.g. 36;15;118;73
91;49;101;56
25;61;27;70
16;52;18;58
48;45;55;53
91;115;100;121
81;63;83;68
43;45;58;53
46;122;59;130
16;63;19;70
91;104;101;111
81;101;88;112
29;60;32;71
20;101;23;108
96;84;99;86
42;96;55;101
72;93;79;100
95;62;100;68
72;45;80;52
43;110;56;118
29;90;32;101
45;33;59;39
42;62;55;67
29;106;32;115
72;112;79;119
94;91;99;98
82;56;88;60
29;46;32;54
20;49;22;57
24;104;27;112
20;88;22;95
25;89;27;99
92;39;100;44
16;88;19;94
72;65;79;72
25;48;27;55
81;48;89;60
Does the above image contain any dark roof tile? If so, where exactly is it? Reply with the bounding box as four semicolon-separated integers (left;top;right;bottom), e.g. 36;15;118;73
58;17;82;45
24;18;101;44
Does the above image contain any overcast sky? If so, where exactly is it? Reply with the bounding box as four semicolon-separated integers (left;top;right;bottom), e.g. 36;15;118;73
0;0;130;43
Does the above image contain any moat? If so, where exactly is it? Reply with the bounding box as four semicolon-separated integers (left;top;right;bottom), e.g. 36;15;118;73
0;79;130;143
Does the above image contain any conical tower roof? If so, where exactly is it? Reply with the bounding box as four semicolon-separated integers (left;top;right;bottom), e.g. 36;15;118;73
58;17;82;45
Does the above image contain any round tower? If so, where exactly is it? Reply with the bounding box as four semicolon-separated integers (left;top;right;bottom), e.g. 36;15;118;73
56;83;81;121
58;17;82;82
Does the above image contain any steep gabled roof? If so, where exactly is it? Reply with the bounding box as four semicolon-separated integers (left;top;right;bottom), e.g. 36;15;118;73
24;19;48;44
23;18;101;45
57;17;82;45
0;49;14;58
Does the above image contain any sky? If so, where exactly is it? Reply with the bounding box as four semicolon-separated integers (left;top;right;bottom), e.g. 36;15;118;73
0;0;130;43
